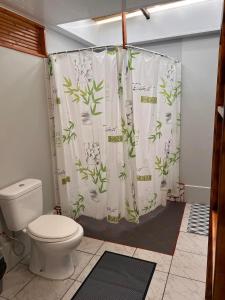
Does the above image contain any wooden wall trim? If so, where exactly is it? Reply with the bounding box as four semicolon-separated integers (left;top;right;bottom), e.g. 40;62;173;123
0;7;47;57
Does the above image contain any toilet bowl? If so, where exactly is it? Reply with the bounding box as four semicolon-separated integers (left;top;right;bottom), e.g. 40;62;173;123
27;215;83;279
0;179;84;280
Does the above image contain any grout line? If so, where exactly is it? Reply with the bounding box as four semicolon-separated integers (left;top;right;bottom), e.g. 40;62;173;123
13;273;37;298
94;241;105;255
69;258;93;281
77;238;104;256
132;248;137;257
5;255;28;274
74;249;96;256
161;246;174;299
168;271;206;284
59;278;75;300
161;272;169;300
175;247;207;256
174;248;208;257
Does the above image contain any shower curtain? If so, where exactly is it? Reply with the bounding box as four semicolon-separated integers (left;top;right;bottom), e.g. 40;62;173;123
48;47;181;223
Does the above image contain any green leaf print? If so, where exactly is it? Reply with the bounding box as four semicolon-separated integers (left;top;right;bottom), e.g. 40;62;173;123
73;194;85;219
93;80;104;92
47;57;53;77
126;200;139;223
155;148;180;176
149;121;162;142
118;73;123;96
176;113;181;127
128;49;140;71
155;156;169;176
62;121;76;143
160;78;181;106
75;160;107;193
168;147;180;165
63;77;80;102
119;164;127;180
143;193;157;213
121;118;136;158
107;47;118;55
64;78;104;116
107;214;121;223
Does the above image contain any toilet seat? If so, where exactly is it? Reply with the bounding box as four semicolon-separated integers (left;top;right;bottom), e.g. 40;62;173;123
27;215;80;243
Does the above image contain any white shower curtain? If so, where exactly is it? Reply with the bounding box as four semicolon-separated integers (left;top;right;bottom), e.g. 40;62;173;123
48;47;181;223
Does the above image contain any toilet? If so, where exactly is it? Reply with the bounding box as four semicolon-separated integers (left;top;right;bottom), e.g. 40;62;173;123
0;178;83;280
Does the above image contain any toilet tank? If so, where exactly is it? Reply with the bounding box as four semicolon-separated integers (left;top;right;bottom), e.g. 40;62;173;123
0;179;43;232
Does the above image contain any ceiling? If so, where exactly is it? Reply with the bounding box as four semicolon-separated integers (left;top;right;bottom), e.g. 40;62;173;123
1;0;182;25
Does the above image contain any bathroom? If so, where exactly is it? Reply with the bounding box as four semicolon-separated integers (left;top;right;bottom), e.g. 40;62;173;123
0;0;224;299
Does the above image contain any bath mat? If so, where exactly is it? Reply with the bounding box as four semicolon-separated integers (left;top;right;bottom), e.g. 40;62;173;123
187;203;209;236
72;251;156;300
77;201;185;255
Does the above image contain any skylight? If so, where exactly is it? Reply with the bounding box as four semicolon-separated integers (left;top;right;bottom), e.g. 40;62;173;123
95;0;209;25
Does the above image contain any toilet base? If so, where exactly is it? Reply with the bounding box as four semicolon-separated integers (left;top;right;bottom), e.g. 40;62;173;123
28;225;83;280
29;244;75;280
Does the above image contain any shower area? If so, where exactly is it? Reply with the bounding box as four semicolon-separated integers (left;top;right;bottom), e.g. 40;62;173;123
47;45;184;255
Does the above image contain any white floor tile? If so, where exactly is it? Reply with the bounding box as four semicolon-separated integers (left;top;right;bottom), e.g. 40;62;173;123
179;216;189;232
184;203;192;214
96;241;136;256
179;204;191;232
170;250;207;282
145;271;168;300
14;276;73;300
71;250;93;280
76;237;104;254
134;249;172;273
163;274;205;300
61;281;81;300
176;232;208;256
1;264;35;299
77;255;101;283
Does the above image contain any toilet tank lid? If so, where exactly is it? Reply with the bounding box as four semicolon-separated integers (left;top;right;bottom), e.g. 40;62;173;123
0;179;42;200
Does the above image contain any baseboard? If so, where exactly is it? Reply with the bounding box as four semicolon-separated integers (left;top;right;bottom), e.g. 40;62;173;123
184;185;210;205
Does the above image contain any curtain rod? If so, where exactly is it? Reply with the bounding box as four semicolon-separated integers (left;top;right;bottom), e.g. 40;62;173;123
126;45;180;63
49;44;180;63
49;45;120;56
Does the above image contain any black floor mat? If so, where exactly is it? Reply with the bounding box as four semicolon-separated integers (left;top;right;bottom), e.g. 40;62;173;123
72;252;156;300
77;201;185;255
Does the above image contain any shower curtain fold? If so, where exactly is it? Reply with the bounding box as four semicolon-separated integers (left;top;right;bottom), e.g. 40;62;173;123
47;46;181;224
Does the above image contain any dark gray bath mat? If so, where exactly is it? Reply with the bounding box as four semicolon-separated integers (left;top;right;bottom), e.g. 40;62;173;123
72;251;156;300
187;203;209;236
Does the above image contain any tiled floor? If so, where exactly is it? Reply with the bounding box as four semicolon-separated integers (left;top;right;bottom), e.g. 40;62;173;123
0;203;207;300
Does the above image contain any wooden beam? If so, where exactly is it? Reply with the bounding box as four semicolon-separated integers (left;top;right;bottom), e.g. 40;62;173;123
206;1;225;299
122;12;127;49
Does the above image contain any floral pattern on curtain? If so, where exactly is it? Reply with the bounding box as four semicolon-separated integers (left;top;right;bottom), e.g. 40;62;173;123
47;47;181;223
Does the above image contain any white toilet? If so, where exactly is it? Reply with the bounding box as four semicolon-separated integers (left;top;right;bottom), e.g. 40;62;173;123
0;178;83;280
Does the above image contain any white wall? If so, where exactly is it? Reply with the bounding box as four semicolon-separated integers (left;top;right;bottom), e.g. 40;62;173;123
139;33;220;204
0;30;85;219
181;34;219;203
0;29;84;270
0;47;54;213
46;29;86;53
0;46;54;269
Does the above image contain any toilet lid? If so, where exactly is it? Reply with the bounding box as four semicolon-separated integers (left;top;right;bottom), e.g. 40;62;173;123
27;215;79;240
